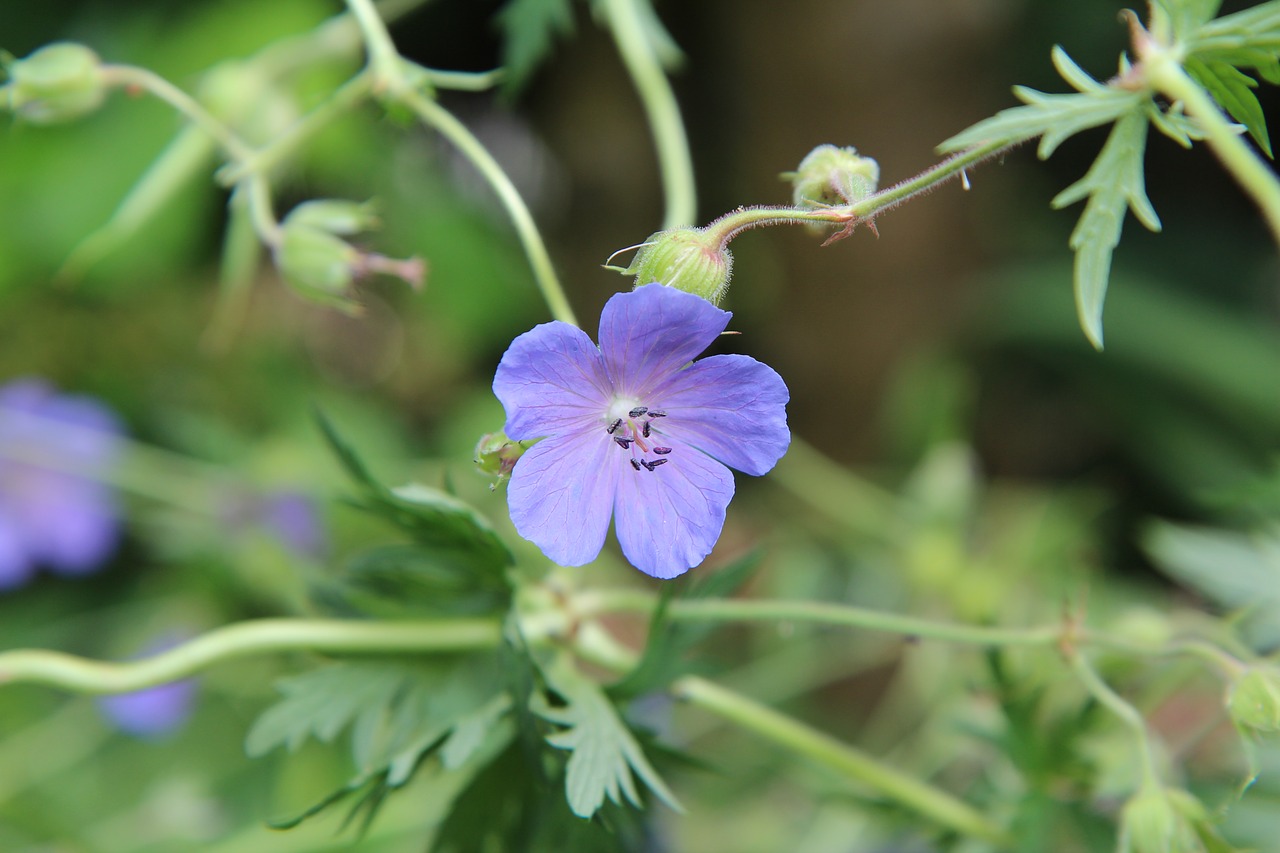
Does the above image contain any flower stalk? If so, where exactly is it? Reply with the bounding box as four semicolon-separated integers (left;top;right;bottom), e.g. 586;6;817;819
671;674;1013;846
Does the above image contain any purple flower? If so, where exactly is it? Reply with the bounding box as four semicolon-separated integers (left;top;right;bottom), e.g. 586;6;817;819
260;491;328;560
98;678;197;739
493;283;790;579
0;379;123;590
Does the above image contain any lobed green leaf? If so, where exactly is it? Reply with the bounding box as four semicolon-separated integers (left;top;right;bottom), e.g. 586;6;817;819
1050;110;1159;349
1185;57;1273;157
535;656;681;818
496;0;576;97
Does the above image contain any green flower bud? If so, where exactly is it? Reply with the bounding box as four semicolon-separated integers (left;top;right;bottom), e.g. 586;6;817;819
1228;667;1280;733
274;201;423;311
274;223;360;308
1118;787;1205;853
623;227;732;304
285;199;381;236
474;431;528;490
783;144;879;208
4;42;108;124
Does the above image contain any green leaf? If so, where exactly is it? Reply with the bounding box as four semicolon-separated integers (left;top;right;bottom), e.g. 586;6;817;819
1154;0;1224;41
939;47;1142;158
245;663;406;756
1189;1;1280;59
496;0;576;97
534;656;682;818
1142;521;1280;648
318;543;511;619
1050;110;1159;349
248;659;515;833
315;410;513;573
1185;57;1273;157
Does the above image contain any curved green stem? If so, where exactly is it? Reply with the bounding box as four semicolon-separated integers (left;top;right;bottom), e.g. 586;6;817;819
1066;650;1162;791
600;0;697;228
101;65;254;163
1142;49;1280;246
672;675;1012;846
0;618;502;694
398;85;578;325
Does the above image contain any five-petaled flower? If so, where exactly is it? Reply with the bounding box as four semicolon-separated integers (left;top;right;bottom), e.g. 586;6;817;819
493;283;790;579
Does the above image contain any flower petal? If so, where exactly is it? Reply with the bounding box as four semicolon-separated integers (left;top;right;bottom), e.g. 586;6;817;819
651;354;790;476
612;437;735;579
494;321;612;441
598;284;731;397
507;430;622;566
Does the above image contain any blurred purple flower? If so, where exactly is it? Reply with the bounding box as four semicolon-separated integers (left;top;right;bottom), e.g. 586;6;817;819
97;632;197;738
0;379;124;590
99;678;197;739
493;283;790;579
260;490;327;560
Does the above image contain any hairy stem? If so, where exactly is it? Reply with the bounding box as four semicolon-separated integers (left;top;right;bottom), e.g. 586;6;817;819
600;0;697;228
1066;650;1162;791
0;619;502;694
672;675;1012;846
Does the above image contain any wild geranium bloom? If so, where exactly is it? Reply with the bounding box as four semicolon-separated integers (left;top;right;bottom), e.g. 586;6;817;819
0;379;123;589
493;283;790;578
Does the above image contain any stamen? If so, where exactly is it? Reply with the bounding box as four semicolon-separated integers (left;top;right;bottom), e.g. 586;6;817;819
630;458;641;471
629;406;648;418
641;458;667;471
606;418;622;435
653;446;672;455
647;410;666;418
642;421;651;438
614;436;632;449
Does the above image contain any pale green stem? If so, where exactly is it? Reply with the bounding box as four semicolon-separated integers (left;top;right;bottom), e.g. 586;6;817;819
217;72;375;185
0;619;502;694
244;174;283;245
847;139;1015;221
100;65;254;163
398;85;578;325
338;0;577;325
672;674;1012;846
582;591;1062;647
344;0;405;92
1066;650;1162;791
600;0;697;228
1142;50;1280;246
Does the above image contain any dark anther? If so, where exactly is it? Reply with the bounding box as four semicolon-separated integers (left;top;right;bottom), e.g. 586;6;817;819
614;437;633;449
647;410;666;418
607;418;622;434
653;446;672;455
629;406;648;418
642;421;651;438
641;458;668;471
630;458;642;471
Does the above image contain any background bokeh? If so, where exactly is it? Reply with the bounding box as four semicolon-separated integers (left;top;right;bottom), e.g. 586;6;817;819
1;0;1278;850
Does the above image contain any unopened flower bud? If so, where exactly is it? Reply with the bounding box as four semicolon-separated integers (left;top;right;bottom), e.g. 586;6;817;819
623;227;732;304
286;199;381;236
275;201;423;310
4;42;108;124
1118;787;1205;853
275;222;360;308
1228;667;1280;733
474;431;527;489
784;144;879;208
